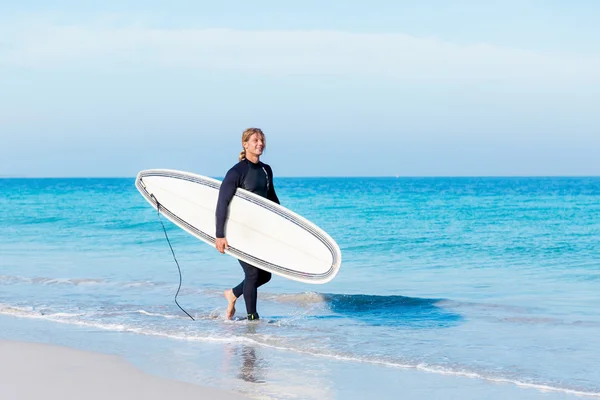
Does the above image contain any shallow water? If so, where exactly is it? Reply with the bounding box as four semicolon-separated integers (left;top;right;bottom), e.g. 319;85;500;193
1;177;599;398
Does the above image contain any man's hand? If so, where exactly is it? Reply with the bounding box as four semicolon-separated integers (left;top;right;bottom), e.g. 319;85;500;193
215;237;229;254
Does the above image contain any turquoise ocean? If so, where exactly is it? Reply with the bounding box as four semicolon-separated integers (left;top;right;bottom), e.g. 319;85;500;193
1;177;599;399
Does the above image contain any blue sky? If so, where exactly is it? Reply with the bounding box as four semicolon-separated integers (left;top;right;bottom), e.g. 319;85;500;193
2;1;599;177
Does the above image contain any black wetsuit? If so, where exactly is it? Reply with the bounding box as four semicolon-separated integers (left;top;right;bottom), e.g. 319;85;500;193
215;158;280;320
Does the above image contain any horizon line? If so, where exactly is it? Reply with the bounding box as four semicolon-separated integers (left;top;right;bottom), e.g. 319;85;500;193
1;175;600;179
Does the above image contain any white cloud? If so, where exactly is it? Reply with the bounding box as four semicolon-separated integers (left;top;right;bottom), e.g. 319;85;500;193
2;17;600;83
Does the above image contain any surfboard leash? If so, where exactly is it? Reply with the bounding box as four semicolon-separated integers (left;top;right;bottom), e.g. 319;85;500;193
150;194;195;321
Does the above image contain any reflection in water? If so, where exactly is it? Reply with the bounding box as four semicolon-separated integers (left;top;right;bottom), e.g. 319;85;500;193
238;345;264;383
237;323;266;384
217;320;336;400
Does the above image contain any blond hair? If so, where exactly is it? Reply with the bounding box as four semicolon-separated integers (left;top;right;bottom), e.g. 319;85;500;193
239;127;266;161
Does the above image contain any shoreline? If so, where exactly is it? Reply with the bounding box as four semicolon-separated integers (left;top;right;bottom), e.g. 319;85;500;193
0;339;249;400
0;314;595;400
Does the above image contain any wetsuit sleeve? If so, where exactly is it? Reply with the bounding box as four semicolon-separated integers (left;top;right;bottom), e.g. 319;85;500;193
215;168;241;238
266;165;280;205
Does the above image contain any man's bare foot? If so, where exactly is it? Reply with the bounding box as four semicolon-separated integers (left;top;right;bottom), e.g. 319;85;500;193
224;289;237;320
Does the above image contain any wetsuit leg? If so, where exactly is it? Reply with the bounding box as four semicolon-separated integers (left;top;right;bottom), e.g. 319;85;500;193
257;268;272;287
231;260;272;320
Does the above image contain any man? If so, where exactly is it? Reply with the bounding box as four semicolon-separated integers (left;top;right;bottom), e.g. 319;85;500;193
215;128;280;320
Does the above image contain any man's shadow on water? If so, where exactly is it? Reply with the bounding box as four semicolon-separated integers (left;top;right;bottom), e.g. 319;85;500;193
312;293;463;329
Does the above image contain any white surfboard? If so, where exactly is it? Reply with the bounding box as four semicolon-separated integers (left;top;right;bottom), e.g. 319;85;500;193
135;169;342;284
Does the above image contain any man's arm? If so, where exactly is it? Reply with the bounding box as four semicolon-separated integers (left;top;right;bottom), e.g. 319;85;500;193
215;168;240;238
266;165;280;205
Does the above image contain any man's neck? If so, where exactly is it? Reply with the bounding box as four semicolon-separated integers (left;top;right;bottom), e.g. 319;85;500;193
245;154;260;164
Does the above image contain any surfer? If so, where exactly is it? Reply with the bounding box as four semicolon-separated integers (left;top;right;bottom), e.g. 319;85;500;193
215;128;280;320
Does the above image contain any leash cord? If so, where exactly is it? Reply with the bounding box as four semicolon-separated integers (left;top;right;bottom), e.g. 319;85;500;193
151;194;195;321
